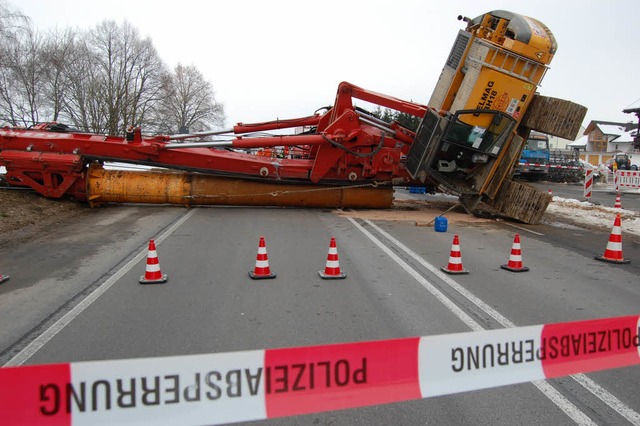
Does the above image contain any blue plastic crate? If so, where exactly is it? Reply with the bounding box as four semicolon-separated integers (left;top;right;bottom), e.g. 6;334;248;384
409;186;427;194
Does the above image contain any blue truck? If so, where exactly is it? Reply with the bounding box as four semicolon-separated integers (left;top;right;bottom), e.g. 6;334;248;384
515;131;550;181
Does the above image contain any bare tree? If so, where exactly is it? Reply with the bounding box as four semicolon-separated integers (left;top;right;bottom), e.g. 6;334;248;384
154;63;225;134
10;27;48;125
0;1;29;61
61;36;106;132
41;28;76;121
120;33;167;132
0;1;37;126
0;7;224;136
0;3;69;126
87;20;167;134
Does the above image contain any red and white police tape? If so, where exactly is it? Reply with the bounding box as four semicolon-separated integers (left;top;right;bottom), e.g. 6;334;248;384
1;315;639;425
519;163;584;170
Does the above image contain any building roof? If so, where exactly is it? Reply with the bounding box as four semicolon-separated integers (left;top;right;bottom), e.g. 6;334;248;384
584;120;636;135
597;124;627;137
568;135;587;147
611;128;637;143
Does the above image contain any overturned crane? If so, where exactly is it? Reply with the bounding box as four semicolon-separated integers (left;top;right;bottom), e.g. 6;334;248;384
0;10;586;224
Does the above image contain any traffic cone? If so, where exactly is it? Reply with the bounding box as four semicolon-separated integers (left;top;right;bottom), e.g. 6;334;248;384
249;236;276;279
595;214;630;264
139;239;168;284
500;234;529;272
441;234;469;274
548;188;553;197
0;273;9;285
614;193;622;209
319;237;347;279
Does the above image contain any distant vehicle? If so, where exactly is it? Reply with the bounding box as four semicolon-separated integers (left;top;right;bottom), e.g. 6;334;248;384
606;153;639;171
515;132;550;181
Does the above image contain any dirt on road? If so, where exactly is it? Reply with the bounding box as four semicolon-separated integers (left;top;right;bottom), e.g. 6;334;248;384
338;198;492;226
0;190;477;245
0;190;89;246
0;188;619;247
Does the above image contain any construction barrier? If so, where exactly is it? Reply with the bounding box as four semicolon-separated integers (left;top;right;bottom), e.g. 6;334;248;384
2;314;638;425
615;170;640;192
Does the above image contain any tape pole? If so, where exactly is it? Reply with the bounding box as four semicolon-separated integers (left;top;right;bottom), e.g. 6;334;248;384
1;315;639;425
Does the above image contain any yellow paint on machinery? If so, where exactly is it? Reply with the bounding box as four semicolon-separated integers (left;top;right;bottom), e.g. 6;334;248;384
441;14;555;128
86;165;393;208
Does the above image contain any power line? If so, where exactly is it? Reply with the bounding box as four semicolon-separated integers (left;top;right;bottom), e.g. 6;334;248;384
624;96;640;109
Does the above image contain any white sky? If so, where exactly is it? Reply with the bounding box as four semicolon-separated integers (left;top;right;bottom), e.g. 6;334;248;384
11;0;640;132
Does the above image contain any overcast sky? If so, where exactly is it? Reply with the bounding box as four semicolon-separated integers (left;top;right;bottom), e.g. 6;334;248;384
12;0;640;135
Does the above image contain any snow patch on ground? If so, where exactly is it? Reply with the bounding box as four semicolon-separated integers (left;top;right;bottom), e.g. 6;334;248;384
546;196;640;237
425;192;458;200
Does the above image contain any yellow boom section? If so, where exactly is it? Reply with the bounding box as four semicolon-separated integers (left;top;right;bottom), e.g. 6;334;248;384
86;165;393;209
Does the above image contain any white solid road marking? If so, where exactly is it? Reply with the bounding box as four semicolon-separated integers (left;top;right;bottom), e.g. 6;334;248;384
347;217;595;425
4;208;198;367
352;217;640;426
572;374;640;425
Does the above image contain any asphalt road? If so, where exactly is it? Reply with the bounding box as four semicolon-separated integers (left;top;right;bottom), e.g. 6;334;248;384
1;195;639;425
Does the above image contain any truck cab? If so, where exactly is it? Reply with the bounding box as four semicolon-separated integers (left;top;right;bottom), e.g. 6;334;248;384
516;131;550;181
608;153;639;171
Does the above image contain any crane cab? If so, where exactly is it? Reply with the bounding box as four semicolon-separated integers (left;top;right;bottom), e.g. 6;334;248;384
408;10;558;206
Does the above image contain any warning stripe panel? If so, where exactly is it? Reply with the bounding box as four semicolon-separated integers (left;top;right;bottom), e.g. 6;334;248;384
0;315;638;425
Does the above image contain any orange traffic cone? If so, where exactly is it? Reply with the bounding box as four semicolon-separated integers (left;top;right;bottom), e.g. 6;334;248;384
319;237;347;279
249;236;276;279
500;234;529;272
139;239;168;284
614;193;622;209
441;234;469;274
595;214;630;264
0;273;9;285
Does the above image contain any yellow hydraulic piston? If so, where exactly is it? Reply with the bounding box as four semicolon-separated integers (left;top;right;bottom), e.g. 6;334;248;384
85;164;393;209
